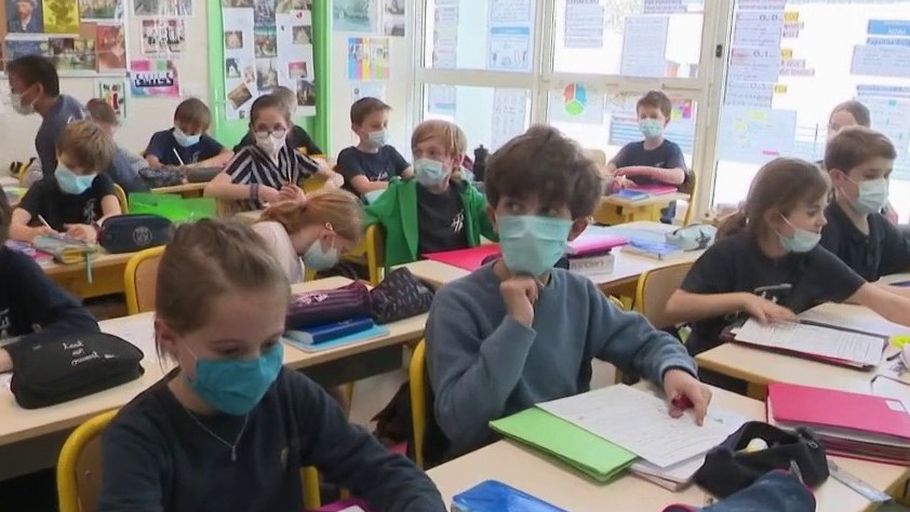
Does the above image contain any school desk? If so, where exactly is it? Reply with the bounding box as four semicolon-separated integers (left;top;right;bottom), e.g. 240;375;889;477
594;192;689;225
42;250;136;299
151;182;207;198
427;383;909;512
0;276;426;480
695;300;910;400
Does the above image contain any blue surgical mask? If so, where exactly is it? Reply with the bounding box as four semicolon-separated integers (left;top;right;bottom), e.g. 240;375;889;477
848;177;889;215
368;130;388;148
55;165;97;195
777;216;821;253
414;158;448;187
173;126;201;147
639;119;664;139
302;237;339;271
498;215;572;276
187;342;284;415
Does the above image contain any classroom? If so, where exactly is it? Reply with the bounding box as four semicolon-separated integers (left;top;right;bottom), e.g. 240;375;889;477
2;0;910;510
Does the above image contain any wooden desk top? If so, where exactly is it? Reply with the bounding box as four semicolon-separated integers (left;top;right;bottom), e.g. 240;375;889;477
602;192;689;208
151;182;208;194
0;276;426;447
428;384;908;512
40;250;135;277
696;300;910;395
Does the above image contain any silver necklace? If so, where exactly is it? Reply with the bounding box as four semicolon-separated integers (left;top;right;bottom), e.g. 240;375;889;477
179;405;249;462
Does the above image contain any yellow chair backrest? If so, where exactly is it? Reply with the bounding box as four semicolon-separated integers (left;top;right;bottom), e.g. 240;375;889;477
682;170;698;226
635;261;694;330
409;340;428;469
124;246;166;315
112;184;129;214
301;174;328;194
365;224;385;286
57;409;118;512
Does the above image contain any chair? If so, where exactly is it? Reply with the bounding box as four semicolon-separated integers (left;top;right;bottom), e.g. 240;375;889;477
112;184;129;213
124;246;166;315
409;340;428;469
57;409;118;512
582;148;607;167
681;169;698;226
634;261;695;330
302;466;321;510
365;224;385;286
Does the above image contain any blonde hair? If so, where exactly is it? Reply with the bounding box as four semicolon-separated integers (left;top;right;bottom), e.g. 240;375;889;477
155;219;290;337
57;120;115;173
411;119;468;182
259;190;363;245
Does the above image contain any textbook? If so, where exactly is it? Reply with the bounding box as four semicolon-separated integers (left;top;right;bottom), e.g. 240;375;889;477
620;240;685;261
284;324;389;353
283;316;374;346
613;189;649;201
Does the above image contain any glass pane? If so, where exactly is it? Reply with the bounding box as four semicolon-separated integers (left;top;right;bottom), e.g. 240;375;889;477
424;0;537;72
712;0;910;223
424;85;532;151
553;0;705;78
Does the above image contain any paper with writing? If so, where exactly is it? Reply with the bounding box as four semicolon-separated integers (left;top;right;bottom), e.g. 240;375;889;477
736;318;884;366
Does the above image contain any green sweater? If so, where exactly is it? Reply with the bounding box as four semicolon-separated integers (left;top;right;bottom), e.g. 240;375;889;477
364;179;497;267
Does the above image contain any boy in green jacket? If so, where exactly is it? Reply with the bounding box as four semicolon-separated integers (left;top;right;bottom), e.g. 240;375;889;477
365;120;496;266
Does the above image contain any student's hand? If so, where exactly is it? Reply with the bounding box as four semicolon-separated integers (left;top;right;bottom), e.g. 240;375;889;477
64;224;98;243
32;225;59;238
615;176;635;189
325;173;344;189
500;276;539;328
663;369;712;425
258;185;281;205
278;184;306;204
741;294;797;324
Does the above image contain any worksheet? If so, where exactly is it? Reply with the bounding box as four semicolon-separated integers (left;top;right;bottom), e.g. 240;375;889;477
735;318;884;367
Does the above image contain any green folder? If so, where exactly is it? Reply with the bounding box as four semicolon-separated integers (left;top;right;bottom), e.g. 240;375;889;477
489;407;637;482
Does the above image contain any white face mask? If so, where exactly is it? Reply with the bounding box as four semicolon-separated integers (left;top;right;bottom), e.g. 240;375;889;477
254;130;287;158
10;92;35;115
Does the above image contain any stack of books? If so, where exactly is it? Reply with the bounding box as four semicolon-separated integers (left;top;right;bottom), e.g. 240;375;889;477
284;316;388;352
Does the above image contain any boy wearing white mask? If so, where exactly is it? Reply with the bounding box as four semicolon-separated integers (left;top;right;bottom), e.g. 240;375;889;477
821;127;910;287
365;119;495;266
145;98;233;168
337;97;413;199
10;121;121;243
205;95;334;211
425;126;709;457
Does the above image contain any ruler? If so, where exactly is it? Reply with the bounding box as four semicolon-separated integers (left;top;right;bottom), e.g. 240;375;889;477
828;459;892;504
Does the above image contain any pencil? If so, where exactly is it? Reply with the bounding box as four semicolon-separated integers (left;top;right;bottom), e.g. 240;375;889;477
37;214;53;231
172;148;186;166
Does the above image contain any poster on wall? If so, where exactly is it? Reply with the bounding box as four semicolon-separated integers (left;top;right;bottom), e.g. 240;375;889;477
223;7;256;119
382;0;404;37
351;81;385;103
48;36;95;70
42;0;80;34
564;0;603;49
96;23;126;70
432;0;457;68
95;77;125;117
333;0;375;33
79;0;123;21
133;0;191;17
487;0;533;72
129;58;180;97
141;18;186;55
491;88;528;150
6;0;45;33
347;36;388;80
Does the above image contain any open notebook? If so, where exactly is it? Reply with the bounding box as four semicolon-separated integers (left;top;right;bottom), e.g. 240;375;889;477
734;318;885;368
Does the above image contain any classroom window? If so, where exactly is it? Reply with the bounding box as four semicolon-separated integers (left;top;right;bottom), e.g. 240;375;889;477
710;0;910;222
424;84;533;151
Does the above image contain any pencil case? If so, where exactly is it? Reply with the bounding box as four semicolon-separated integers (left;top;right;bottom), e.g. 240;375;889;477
285;282;372;330
452;480;567;512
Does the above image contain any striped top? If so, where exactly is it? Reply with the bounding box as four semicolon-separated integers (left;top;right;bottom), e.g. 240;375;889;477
225;143;320;209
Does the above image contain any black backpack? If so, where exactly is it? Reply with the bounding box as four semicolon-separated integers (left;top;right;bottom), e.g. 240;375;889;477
8;332;145;409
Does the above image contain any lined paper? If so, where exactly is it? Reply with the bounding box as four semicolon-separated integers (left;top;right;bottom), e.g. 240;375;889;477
736;319;884;367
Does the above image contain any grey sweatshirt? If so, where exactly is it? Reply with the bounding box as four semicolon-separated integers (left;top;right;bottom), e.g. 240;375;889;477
425;263;698;455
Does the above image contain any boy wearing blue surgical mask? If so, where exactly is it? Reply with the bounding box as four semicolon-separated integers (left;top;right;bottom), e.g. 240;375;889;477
365;119;495;266
337;97;413;198
10;121;121;243
425;125;709;457
144;98;233;168
821;127;910;290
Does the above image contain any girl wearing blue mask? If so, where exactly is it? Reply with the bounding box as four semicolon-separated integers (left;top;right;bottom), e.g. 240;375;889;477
665;157;910;357
97;219;444;512
10;120;121;243
365;119;496;266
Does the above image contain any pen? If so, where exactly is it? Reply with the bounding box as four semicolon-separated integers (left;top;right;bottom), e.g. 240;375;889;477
172;148;186;166
37;214;53;231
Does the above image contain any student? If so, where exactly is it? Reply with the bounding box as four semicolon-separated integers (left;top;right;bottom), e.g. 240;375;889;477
336;97;413;198
205;95;335;210
821;127;910;287
365;119;495;266
233;86;324;158
10;121;120;243
97;219;444;512
0;184;98;373
252;189;362;285
85;98;149;193
665;158;910;357
425;126;709;456
6;55;87;177
145;98;233;168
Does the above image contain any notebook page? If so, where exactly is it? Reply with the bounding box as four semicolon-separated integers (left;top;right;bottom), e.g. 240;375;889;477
735;319;884;366
799;303;907;338
537;385;742;468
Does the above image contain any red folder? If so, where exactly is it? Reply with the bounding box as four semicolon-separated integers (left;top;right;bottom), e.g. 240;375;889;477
768;383;910;441
423;245;501;271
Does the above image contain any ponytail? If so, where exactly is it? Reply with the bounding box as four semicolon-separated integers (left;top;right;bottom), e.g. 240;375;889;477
258;189;363;244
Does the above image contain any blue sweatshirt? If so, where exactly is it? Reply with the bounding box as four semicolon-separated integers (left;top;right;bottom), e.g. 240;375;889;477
426;263;698;455
98;368;445;512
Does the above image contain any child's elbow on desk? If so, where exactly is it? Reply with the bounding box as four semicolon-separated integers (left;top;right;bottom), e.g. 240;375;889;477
849;282;910;327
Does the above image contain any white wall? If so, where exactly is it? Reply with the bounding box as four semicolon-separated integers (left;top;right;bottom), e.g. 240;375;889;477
0;0;211;167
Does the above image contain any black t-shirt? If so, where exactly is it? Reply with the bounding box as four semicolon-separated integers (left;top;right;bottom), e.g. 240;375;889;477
681;232;866;355
18;174;115;230
97;368;444;512
336;145;410;194
417;185;468;255
610;140;686;186
820;201;910;282
233;125;323;155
